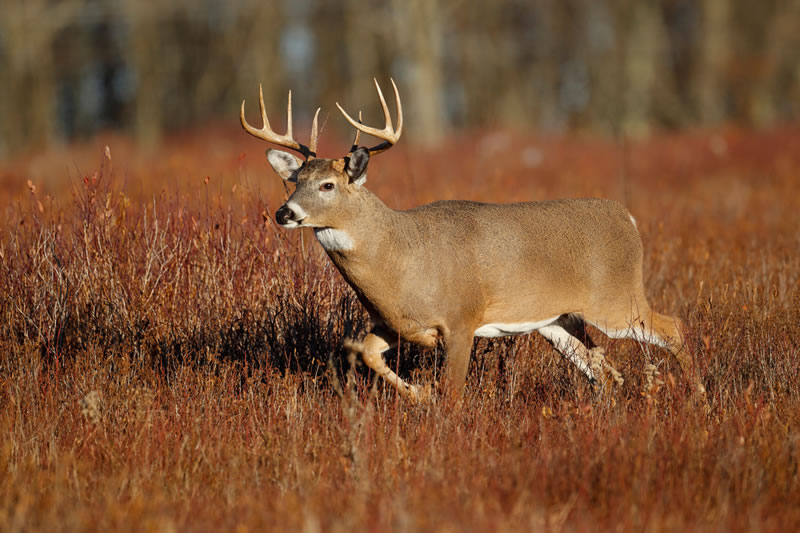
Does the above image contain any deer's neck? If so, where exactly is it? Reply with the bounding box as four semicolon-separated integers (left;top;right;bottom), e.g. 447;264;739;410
314;189;411;312
315;188;399;257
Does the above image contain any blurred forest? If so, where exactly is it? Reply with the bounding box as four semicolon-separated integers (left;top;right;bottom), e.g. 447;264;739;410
2;0;800;156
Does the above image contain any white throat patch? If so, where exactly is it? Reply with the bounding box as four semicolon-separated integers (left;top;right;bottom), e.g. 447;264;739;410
314;228;354;252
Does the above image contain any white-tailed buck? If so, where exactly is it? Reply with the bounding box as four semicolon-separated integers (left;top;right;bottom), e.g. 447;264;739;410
241;80;702;400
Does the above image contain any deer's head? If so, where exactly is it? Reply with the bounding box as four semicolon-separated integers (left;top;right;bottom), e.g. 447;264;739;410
240;80;402;230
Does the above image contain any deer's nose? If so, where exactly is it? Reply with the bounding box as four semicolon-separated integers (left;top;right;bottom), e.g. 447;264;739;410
275;205;293;225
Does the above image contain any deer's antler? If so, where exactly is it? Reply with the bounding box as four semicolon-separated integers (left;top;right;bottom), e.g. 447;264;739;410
337;79;403;156
241;84;320;159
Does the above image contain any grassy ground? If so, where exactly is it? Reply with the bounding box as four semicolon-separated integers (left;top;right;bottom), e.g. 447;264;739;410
1;124;799;531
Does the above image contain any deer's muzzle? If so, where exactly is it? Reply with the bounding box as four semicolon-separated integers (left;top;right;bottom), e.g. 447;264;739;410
276;205;294;226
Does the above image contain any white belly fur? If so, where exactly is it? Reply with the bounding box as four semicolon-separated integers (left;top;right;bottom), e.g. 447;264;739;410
474;316;560;338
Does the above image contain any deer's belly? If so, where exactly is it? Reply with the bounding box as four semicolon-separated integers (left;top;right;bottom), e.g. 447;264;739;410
474;317;560;338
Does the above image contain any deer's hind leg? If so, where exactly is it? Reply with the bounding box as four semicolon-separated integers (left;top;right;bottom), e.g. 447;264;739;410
554;313;598;349
586;307;684;363
638;310;704;394
548;314;624;387
585;302;703;393
536;320;598;386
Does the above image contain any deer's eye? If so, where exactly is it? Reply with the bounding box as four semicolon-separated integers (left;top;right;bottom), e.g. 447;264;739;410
320;182;335;191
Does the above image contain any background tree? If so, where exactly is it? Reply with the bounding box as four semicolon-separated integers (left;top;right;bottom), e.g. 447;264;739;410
1;0;799;155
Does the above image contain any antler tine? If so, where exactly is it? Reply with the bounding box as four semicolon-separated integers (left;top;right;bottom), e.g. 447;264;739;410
286;90;293;140
349;111;363;153
374;78;391;132
391;78;403;140
309;107;321;156
336;78;403;156
240;85;317;159
258;84;271;132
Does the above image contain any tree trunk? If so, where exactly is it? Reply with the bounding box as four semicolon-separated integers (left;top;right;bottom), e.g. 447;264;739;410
390;0;446;144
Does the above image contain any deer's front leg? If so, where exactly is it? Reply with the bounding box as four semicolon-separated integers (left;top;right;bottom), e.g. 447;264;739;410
344;331;427;401
442;328;476;398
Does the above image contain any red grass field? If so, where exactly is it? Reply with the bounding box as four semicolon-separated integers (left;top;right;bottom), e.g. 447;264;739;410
1;123;799;531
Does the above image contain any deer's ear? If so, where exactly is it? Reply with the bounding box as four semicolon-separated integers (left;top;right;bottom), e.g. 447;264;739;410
346;147;370;187
267;149;301;182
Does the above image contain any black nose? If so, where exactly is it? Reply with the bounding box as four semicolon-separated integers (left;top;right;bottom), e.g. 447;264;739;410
275;205;293;225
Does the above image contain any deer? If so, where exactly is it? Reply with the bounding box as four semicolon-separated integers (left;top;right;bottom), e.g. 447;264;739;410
240;79;704;401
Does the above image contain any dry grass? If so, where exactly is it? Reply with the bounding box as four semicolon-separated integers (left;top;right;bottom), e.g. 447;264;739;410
1;124;799;531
